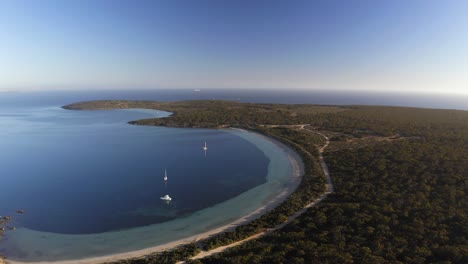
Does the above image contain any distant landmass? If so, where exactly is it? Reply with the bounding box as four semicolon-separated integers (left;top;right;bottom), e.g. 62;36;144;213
59;100;468;264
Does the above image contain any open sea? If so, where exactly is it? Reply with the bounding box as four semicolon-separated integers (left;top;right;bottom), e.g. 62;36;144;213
0;89;466;261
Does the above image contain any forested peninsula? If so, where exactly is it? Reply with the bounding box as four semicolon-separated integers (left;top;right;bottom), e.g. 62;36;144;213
61;100;467;264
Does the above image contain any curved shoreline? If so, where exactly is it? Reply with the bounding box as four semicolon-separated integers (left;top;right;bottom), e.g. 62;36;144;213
7;129;304;264
185;129;332;262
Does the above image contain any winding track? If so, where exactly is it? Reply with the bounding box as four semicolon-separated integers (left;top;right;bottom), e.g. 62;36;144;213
185;130;333;262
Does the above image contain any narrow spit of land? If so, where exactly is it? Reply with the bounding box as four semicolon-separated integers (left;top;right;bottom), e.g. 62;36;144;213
185;130;333;262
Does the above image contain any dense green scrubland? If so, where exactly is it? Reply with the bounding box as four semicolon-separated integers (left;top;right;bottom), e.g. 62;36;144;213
60;101;468;263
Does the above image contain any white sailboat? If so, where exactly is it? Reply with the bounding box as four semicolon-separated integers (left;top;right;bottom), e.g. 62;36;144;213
203;142;208;151
160;194;172;201
161;169;171;201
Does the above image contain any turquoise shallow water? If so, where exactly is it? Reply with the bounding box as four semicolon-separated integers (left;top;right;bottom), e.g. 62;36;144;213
0;104;294;262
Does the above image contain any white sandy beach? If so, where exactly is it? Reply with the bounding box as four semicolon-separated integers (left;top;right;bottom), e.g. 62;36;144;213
7;130;304;264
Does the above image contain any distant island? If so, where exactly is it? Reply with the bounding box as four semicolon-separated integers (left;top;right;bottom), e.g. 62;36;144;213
60;100;468;263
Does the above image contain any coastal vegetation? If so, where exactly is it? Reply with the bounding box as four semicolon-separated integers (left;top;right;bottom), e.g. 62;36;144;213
114;244;201;264
18;100;467;263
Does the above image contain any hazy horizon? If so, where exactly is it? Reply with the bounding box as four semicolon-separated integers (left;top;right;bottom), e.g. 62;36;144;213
0;89;467;111
1;87;468;96
1;0;467;95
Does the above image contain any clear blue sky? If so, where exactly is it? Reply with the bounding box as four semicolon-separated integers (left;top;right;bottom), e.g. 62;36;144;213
0;0;467;94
